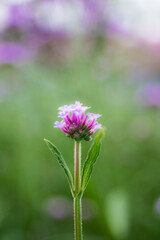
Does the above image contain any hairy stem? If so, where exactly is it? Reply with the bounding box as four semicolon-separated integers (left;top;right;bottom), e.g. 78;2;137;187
74;141;83;240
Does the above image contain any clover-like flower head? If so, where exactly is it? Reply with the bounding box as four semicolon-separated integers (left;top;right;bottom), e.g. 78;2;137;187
54;101;102;141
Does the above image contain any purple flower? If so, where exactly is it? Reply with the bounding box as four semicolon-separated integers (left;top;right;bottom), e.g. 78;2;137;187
107;20;129;38
58;101;91;118
0;42;33;65
141;83;160;107
155;198;160;215
54;120;65;128
8;4;33;29
43;196;72;220
82;0;106;31
54;101;102;141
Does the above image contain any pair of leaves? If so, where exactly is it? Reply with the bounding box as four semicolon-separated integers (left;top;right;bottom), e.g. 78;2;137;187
44;129;104;197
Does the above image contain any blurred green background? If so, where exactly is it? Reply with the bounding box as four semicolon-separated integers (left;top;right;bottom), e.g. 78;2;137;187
0;1;160;240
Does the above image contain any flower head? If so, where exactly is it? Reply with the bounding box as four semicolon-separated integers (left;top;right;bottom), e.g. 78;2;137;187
54;101;102;141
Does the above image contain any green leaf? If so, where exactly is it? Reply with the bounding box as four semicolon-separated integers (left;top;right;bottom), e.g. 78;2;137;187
81;129;104;193
44;139;74;194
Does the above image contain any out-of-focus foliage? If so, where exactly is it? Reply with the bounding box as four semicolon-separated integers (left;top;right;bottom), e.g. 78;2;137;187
0;0;160;240
105;190;129;239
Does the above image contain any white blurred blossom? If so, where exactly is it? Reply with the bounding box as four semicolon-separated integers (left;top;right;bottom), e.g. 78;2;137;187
34;0;84;35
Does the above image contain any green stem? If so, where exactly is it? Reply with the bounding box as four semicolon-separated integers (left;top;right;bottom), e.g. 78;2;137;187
74;141;83;240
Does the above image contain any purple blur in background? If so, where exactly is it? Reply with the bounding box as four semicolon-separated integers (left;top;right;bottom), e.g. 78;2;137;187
0;42;33;64
141;83;160;107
